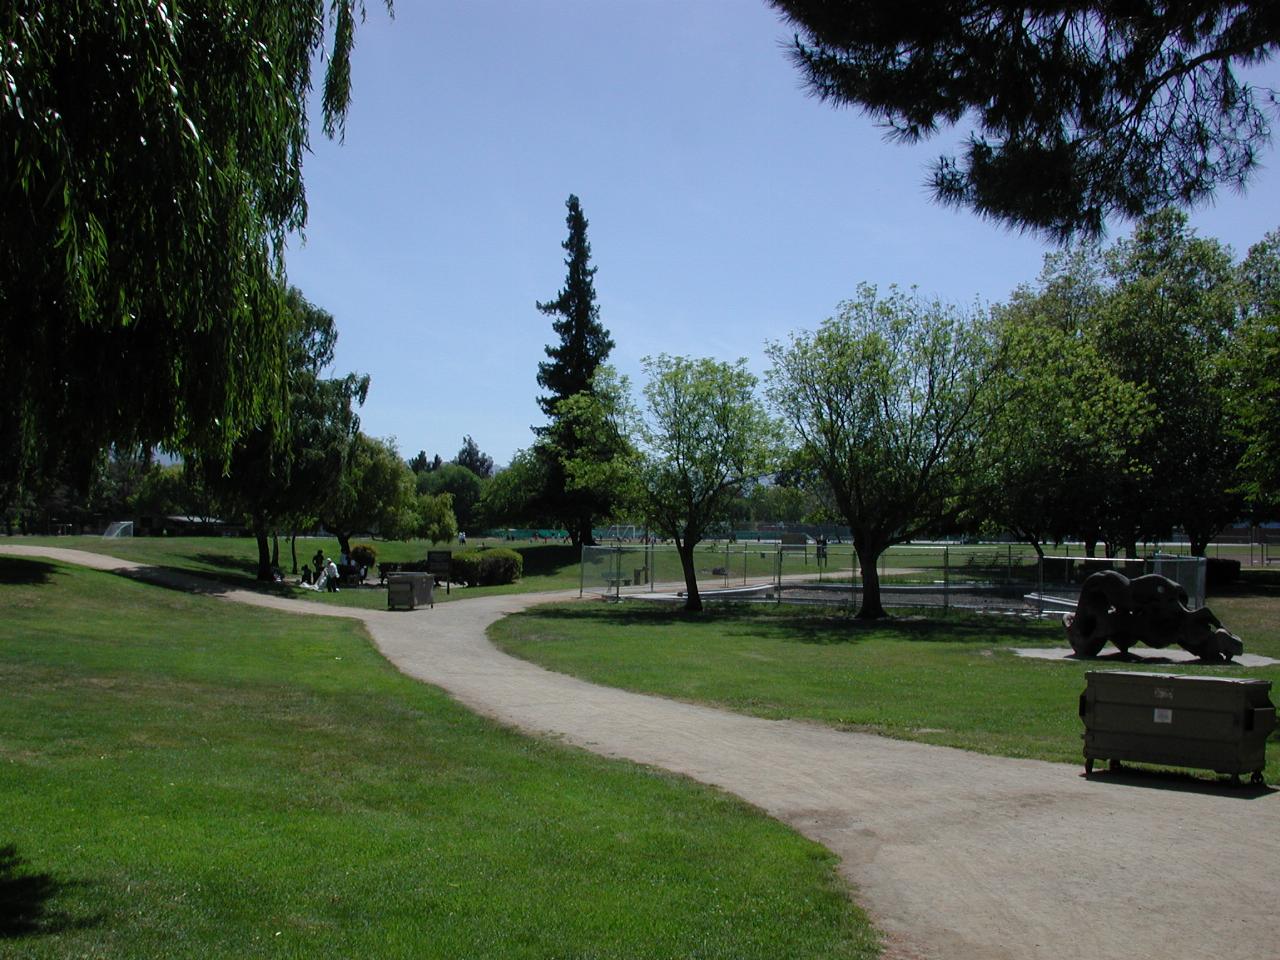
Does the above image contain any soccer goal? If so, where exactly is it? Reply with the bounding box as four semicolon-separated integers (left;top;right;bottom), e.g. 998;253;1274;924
102;521;134;539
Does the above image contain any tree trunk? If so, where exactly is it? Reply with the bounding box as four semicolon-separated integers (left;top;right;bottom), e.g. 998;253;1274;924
289;531;299;574
334;530;352;557
252;513;272;581
677;540;702;612
271;532;280;569
854;541;888;619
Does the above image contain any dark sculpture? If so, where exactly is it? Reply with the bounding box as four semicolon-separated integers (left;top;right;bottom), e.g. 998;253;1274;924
1063;571;1243;662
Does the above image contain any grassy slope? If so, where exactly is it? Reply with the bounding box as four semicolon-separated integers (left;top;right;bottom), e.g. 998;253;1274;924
0;557;875;959
491;588;1280;783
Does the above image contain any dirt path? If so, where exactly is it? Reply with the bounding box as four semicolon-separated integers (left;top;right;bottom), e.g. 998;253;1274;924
6;545;1279;960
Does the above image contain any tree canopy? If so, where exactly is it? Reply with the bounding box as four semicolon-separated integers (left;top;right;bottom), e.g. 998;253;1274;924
194;287;367;580
767;285;1001;618
635;355;778;612
453;436;495;479
1235;229;1280;515
770;1;1280;238
1;1;388;488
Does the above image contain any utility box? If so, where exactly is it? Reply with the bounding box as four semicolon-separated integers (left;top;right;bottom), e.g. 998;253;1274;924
387;572;434;611
1080;671;1275;784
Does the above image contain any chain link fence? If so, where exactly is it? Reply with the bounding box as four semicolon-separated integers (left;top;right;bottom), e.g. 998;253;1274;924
580;542;1209;613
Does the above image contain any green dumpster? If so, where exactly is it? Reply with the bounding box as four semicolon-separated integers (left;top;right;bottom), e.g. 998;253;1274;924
1080;671;1275;784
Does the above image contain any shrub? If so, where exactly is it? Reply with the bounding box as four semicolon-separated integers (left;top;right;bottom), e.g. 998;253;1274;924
351;543;377;568
479;547;522;585
450;551;483;587
1205;557;1241;588
451;548;523;587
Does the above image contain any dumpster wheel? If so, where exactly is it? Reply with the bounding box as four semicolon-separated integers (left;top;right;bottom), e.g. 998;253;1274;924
1251;771;1265;786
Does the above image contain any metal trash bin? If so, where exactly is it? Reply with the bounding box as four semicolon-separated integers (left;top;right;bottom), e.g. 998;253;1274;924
1080;671;1275;784
387;572;434;611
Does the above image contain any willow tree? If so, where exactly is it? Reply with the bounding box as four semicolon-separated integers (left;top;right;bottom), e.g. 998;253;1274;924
1;1;389;489
767;286;1001;619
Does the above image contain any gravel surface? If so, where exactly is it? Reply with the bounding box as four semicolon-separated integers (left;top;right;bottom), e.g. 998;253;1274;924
6;545;1279;960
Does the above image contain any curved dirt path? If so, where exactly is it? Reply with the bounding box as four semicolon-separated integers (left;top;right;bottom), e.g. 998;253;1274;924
6;546;1279;960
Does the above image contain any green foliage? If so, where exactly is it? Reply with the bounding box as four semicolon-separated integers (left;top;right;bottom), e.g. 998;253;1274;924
1093;210;1244;553
350;543;377;567
1234;229;1280;516
417;462;484;531
454;435;495;478
767;285;1001;617
193;288;366;579
981;254;1154;552
536;195;615;417
533;195;620;545
0;1;390;487
479;450;545;528
321;434;419;550
771;1;1279;238
412;490;458;544
451;547;523;586
636;355;779;611
554;367;640;523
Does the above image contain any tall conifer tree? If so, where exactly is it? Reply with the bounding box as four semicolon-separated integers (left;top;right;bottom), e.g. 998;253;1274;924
536;196;615;416
533;195;617;546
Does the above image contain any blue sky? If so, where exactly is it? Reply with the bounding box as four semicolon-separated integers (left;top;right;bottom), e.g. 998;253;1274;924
284;1;1280;468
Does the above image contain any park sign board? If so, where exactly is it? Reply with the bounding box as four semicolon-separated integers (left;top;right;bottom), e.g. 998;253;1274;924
427;551;452;576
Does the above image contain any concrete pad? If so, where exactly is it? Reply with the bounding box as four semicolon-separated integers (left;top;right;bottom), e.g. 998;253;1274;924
1013;646;1280;667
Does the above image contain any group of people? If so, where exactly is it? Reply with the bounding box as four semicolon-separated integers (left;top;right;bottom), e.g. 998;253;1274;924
300;549;342;592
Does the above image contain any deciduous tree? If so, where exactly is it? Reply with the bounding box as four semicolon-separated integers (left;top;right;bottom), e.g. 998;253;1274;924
767;286;1001;618
1233;229;1280;517
634;356;778;612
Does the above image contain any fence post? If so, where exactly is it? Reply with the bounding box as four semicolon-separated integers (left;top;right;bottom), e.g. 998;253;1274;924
850;546;856;613
943;545;949;613
725;540;731;587
579;545;585;598
1037;555;1044;617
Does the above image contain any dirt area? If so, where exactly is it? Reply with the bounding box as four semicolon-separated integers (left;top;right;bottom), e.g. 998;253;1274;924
6;545;1279;960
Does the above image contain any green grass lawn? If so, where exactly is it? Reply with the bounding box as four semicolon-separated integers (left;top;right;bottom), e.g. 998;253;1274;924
490;587;1280;783
8;536;583;608
0;557;877;959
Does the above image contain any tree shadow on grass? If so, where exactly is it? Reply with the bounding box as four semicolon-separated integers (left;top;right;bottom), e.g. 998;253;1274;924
0;844;101;938
190;552;259;578
515;544;580;578
519;600;1055;646
0;558;58;587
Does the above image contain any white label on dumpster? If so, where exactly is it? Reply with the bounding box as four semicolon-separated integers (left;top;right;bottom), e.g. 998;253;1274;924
1153;708;1173;724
